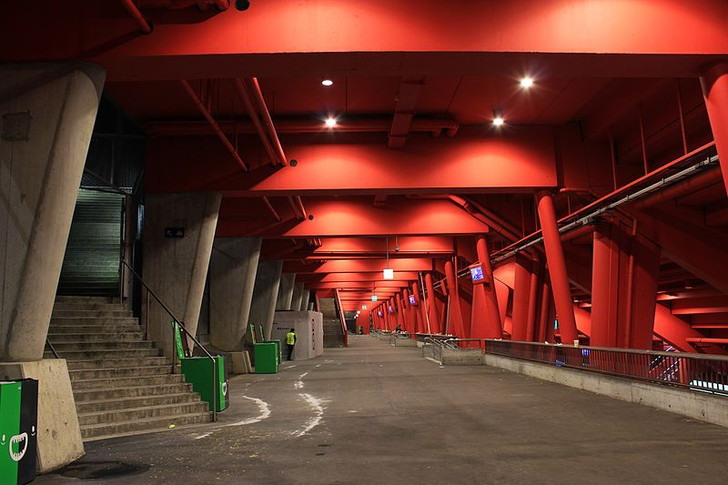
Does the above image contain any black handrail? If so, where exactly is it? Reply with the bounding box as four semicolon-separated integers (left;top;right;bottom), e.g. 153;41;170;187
120;259;219;422
45;339;60;359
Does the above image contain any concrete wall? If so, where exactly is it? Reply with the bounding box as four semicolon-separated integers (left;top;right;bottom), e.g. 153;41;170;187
271;311;324;360
0;64;105;361
0;360;84;473
484;354;728;428
209;237;261;351
275;273;296;310
142;192;221;355
249;259;283;340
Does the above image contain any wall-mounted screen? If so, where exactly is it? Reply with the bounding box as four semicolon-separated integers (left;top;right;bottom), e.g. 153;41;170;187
409;295;417;305
470;265;486;284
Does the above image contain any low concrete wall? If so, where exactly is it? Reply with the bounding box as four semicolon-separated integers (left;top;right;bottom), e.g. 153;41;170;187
484;354;728;428
0;360;84;472
441;348;483;365
390;336;417;347
422;344;441;363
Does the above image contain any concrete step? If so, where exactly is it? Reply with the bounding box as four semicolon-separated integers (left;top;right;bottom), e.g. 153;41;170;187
45;348;163;360
76;392;203;414
69;365;174;381
70;373;186;391
50;317;139;326
52;302;127;312
66;357;171;370
47;332;144;344
50;341;155;352
52;310;133;318
78;401;211;426
74;383;195;402
81;412;211;441
55;296;120;304
48;324;141;334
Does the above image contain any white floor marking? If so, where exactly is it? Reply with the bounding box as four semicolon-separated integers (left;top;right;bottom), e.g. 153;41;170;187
223;396;272;427
291;393;326;438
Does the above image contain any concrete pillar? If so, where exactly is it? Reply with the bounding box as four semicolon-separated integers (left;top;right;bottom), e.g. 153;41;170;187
143;192;221;355
250;259;283;340
0;63;104;472
300;288;311;311
700;63;728;196
291;281;305;311
444;260;467;337
276;273;296;310
209;237;261;351
0;64;105;361
471;235;502;339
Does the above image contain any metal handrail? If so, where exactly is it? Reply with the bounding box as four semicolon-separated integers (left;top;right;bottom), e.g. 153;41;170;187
486;340;728;396
120;260;219;421
45;339;60;359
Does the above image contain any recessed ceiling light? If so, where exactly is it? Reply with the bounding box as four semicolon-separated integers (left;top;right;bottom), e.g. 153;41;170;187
325;117;337;128
519;77;534;88
321;79;334;87
492;116;505;126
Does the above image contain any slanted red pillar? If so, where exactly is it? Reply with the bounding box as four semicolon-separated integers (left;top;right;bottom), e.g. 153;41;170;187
536;191;578;345
591;223;623;347
444;259;467;337
511;255;532;341
424;273;440;334
412;281;426;334
470;236;503;339
701;63;728;196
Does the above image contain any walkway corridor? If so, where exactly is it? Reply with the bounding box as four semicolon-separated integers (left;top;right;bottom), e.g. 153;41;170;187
38;336;728;484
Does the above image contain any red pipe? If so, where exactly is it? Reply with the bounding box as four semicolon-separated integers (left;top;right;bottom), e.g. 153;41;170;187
211;0;230;9
634;166;722;208
179;80;248;171
247;78;287;166
261;196;282;222
120;0;152;33
234;78;279;166
685;337;728;344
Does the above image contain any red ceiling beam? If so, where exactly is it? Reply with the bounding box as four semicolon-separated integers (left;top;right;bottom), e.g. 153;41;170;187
309;282;410;290
120;0;152;34
147;128;557;195
283;258;433;274
307;237;454;256
179;79;248;171
389;77;424;149
315;272;420;282
217;198;491;237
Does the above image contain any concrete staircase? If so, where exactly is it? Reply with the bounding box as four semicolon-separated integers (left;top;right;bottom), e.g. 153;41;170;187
47;296;211;441
319;298;345;348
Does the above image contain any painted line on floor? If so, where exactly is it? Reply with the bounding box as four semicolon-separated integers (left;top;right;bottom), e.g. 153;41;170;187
291;393;326;438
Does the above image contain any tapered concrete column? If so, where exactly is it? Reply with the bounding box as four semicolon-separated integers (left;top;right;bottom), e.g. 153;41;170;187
143;192;221;355
424;273;441;334
444;260;467;337
701;63;728;195
299;288;311;311
276;273;296;310
511;256;532;341
250;259;283;340
536;191;578;345
471;236;502;339
0;64;105;361
209;237;261;351
291;281;305;311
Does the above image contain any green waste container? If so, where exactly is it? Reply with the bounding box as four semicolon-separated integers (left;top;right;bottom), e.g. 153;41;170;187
254;342;279;374
262;339;282;365
0;379;38;485
171;321;229;412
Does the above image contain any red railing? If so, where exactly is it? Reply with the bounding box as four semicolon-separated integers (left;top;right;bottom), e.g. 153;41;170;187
485;340;728;396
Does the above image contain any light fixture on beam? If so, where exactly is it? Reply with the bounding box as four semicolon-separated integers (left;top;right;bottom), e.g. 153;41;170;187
325;116;337;128
383;236;394;279
371;294;378;302
362;305;367;310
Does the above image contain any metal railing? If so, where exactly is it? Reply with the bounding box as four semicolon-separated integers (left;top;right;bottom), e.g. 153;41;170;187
120;260;219;421
45;339;59;359
486;340;728;396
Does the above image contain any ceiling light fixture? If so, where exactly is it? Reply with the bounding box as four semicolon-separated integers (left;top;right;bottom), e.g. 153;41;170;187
325;117;337;128
383;236;394;280
492;116;505;127
519;76;534;89
321;79;334;87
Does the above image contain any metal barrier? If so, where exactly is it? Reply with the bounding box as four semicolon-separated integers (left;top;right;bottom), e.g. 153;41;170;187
485;340;728;396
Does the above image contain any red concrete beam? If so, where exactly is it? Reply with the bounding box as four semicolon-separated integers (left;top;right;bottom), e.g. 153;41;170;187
316;272;420;282
283;258;433;274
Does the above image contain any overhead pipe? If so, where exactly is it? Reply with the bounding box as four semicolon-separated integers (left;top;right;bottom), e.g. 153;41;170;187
633;166;722;209
261;196;282;222
685;337;728;344
234;78;279;166
179;80;248;171
246;78;287;166
120;0;152;33
491;146;719;264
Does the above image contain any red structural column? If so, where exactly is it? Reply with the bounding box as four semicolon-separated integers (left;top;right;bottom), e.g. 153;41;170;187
591;224;622;347
511;256;531;341
412;281;426;333
471;235;502;339
525;267;540;341
424;273;441;334
701;63;728;196
536;191;578;345
444;259;467;337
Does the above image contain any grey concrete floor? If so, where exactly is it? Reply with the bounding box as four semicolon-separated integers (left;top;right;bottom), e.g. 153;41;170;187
37;335;728;484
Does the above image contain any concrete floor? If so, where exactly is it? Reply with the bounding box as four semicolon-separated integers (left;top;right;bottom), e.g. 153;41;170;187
37;335;728;484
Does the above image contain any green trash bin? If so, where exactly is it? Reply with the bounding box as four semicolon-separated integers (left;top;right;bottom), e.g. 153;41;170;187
171;321;229;412
254;342;279;374
0;379;38;485
262;340;282;365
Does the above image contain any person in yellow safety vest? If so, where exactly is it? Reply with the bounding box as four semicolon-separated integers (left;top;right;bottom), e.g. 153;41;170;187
285;328;296;361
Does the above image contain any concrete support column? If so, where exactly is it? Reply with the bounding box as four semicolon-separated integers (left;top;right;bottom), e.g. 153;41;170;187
413;281;426;333
209;237;261;351
143;192;221;356
424;273;441;334
250;259;283;340
511;256;532;341
470;236;502;339
0;64;105;361
536;191;578;345
444;259;466;337
299;288;311;311
291;281;304;311
700;63;728;196
276;273;296;310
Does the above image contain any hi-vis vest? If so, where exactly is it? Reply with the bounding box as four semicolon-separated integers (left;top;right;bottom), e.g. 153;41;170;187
286;332;296;345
